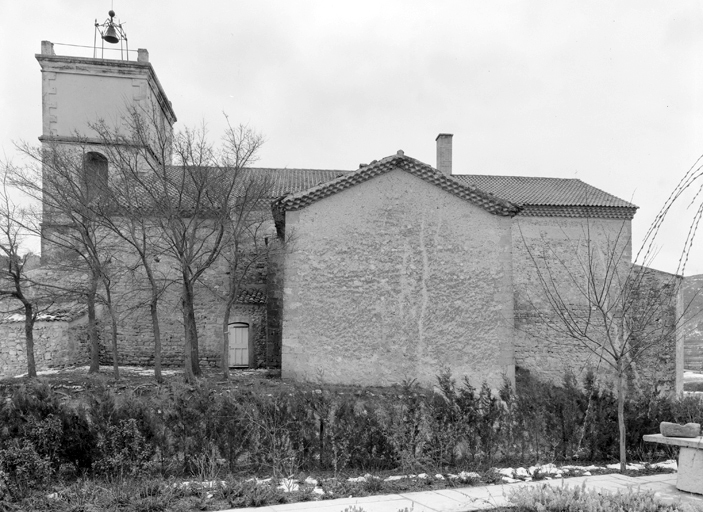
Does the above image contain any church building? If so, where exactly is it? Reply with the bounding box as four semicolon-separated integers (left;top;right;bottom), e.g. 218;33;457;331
0;36;682;394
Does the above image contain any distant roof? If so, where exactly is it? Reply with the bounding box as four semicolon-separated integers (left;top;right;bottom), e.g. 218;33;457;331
152;163;636;219
452;175;636;208
239;168;352;197
273;153;520;217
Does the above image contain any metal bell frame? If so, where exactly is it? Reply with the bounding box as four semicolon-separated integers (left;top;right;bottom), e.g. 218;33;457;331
94;10;129;60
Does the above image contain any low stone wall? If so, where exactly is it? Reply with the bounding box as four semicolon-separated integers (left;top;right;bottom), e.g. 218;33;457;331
0;319;89;378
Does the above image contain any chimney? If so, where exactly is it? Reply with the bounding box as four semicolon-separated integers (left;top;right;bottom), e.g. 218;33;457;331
436;133;453;175
137;48;149;63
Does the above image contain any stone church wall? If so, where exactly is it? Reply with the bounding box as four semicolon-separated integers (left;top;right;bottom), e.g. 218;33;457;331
92;246;270;370
32;217;273;373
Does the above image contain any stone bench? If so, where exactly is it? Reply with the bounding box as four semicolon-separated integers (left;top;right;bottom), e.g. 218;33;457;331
643;434;703;495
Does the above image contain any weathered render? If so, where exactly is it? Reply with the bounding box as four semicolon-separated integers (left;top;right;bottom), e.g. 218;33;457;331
274;154;518;388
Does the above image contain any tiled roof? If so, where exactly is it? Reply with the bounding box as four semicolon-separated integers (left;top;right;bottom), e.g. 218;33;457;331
452;175;636;209
273;152;520;217
236;288;266;304
114;166;351;214
131;165;635;220
238;168;353;197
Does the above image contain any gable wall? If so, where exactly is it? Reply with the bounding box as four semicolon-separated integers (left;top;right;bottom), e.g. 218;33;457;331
281;169;515;388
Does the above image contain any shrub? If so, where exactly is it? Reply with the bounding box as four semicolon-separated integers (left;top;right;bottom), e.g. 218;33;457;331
219;479;288;508
507;482;694;511
93;418;156;478
0;438;52;499
0;383;95;474
379;379;432;472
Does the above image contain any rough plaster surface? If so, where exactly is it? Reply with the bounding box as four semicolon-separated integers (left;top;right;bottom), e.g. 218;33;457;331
281;168;515;388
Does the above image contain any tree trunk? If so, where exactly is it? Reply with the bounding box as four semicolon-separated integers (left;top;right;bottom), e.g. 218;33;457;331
108;304;119;380
87;276;100;373
617;360;627;472
23;302;36;378
151;298;163;383
104;286;119;380
181;279;196;383
189;305;200;375
182;278;201;377
222;301;232;379
142;259;163;383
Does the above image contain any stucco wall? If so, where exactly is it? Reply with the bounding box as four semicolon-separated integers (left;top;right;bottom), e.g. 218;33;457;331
512;215;635;383
281;169;515;388
37;53;175;143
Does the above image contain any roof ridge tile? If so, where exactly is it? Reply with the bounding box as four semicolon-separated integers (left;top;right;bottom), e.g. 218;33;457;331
274;153;521;217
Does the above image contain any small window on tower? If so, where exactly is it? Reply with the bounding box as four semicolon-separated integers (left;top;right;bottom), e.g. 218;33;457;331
84;152;108;201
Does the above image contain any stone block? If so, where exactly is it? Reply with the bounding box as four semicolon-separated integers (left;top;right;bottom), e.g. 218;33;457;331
661;422;701;438
677;447;703;494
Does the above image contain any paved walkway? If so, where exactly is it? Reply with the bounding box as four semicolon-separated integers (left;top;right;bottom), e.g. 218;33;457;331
221;473;703;512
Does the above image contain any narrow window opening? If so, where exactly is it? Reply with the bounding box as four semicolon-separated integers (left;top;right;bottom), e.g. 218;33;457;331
84;152;108;201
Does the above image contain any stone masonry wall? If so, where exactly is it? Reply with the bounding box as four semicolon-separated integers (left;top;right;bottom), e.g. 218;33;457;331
0;320;90;378
512;215;637;384
627;266;683;394
281;168;515;389
34;216;273;372
95;246;269;370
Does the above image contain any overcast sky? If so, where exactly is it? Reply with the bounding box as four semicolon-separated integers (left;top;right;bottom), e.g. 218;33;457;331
2;1;703;274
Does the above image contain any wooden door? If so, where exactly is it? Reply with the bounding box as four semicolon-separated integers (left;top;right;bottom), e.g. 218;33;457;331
228;322;249;367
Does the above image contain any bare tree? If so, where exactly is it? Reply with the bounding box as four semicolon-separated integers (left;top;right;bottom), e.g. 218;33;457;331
0;170;42;378
87;111;174;383
89;107;265;382
517;219;684;471
218;123;269;378
11;140;123;378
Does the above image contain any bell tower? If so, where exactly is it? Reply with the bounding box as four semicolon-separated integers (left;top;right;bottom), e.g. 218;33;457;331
36;15;176;154
36;11;177;259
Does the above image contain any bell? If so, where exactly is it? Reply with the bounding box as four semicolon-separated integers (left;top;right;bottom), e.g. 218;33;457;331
103;24;120;44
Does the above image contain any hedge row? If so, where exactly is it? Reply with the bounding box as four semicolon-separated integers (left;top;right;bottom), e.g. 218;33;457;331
0;370;700;498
